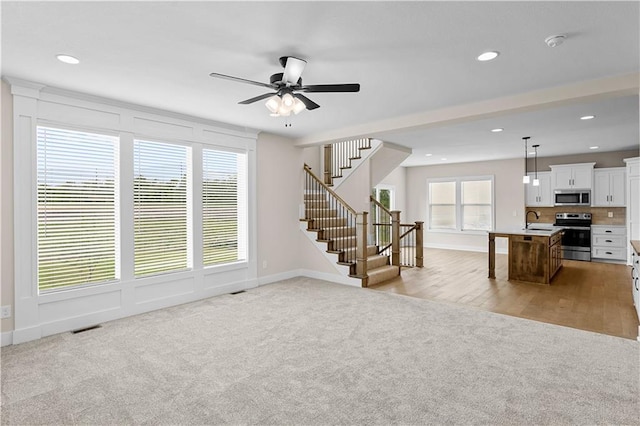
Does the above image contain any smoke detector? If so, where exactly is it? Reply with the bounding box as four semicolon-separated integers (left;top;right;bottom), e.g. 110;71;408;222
545;34;567;48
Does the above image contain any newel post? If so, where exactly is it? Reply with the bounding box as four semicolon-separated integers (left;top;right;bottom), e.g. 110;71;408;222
356;211;369;287
323;144;333;186
415;221;424;267
391;210;401;267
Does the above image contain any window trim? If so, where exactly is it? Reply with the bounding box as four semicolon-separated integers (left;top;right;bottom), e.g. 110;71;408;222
10;79;258;344
427;175;495;234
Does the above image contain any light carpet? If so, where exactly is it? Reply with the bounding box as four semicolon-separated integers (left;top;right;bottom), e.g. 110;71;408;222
1;277;638;425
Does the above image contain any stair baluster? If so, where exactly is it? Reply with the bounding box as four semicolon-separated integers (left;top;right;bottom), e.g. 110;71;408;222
322;138;372;186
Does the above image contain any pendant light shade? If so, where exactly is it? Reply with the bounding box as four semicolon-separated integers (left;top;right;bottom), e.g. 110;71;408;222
532;144;540;186
522;137;531;184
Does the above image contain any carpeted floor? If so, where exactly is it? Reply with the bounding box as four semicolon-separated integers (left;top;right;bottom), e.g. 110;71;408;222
1;277;638;424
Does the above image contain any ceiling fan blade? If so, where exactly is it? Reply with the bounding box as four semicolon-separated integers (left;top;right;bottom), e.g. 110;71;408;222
209;72;274;89
294;93;320;110
301;83;360;93
238;92;277;105
281;57;307;85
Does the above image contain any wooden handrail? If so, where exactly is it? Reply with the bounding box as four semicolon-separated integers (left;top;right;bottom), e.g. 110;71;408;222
370;195;392;216
304;164;356;215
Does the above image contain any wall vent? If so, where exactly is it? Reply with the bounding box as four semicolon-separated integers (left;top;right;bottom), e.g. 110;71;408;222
71;324;102;334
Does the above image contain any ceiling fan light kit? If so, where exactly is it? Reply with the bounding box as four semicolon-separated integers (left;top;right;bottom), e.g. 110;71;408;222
210;55;360;119
265;92;306;117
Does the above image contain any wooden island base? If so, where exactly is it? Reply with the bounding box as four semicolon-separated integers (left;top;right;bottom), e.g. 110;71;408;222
489;231;563;285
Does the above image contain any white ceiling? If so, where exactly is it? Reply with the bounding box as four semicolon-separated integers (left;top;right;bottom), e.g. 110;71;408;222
2;1;639;166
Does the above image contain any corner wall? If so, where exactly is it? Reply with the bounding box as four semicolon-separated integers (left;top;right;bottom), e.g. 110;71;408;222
255;134;342;283
256;133;305;281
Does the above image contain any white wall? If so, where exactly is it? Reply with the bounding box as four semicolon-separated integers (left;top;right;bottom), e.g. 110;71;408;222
302;145;322;174
334;160;371;213
256;133;306;281
376;166;407;218
406;158;524;252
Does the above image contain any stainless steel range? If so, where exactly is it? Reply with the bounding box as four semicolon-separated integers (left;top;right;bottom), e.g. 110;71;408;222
554;213;592;261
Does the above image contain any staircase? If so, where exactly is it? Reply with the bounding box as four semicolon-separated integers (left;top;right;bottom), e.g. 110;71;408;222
300;138;421;288
301;187;400;287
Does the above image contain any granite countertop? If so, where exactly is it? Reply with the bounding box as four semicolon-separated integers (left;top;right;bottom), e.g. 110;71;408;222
631;240;640;255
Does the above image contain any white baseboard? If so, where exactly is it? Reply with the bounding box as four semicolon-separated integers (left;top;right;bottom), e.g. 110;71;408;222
1;331;14;347
298;269;362;287
257;270;300;286
258;269;361;287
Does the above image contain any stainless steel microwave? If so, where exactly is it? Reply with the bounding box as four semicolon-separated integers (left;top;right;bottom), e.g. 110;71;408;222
554;189;591;206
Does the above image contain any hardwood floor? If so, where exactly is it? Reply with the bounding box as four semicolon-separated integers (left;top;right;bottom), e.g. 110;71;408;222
369;248;640;340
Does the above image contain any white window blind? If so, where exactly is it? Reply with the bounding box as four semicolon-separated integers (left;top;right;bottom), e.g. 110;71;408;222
428;181;456;230
134;140;189;277
202;149;247;266
427;177;494;232
462;180;492;231
37;126;118;291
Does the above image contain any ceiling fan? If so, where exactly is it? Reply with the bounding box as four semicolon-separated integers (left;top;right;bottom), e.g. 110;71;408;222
209;56;360;117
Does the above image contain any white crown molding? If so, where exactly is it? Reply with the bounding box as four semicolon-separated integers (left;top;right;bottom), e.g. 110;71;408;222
3;75;260;139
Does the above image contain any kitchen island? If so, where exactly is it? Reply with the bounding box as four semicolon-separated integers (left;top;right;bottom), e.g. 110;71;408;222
488;227;563;284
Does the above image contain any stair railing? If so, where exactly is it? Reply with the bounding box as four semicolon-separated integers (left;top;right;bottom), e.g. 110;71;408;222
371;196;424;268
370;195;393;252
323;138;372;186
304;164;368;282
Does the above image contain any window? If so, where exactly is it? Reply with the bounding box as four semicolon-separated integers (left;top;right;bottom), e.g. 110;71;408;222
202;149;247;266
134;140;189;277
461;180;492;231
428;177;493;232
372;185;395;245
35;127;250;290
428;181;456;230
37;126;118;291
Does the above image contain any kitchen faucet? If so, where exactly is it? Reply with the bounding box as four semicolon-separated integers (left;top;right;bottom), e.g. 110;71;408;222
525;210;540;229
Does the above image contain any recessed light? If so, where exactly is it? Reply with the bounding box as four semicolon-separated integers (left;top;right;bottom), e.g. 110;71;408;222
580;115;595;120
589;146;599;150
477;51;499;62
424;154;433;157
491;128;504;133
56;54;80;64
528;151;536;155
441;158;447;161
545;34;567;48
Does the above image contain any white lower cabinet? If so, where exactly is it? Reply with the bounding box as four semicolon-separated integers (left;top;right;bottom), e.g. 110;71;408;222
591;225;627;262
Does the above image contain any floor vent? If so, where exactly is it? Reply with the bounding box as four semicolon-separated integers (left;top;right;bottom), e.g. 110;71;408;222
230;290;246;295
71;324;102;334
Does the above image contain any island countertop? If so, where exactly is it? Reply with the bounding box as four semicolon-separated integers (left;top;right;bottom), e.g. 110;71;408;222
490;226;563;237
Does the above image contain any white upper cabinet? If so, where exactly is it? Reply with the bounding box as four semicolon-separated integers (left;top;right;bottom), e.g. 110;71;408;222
593;167;626;206
550;162;595;190
525;172;552;206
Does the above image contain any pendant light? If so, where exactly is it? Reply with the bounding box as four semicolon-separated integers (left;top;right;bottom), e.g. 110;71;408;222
522;137;531;184
532;144;540;186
